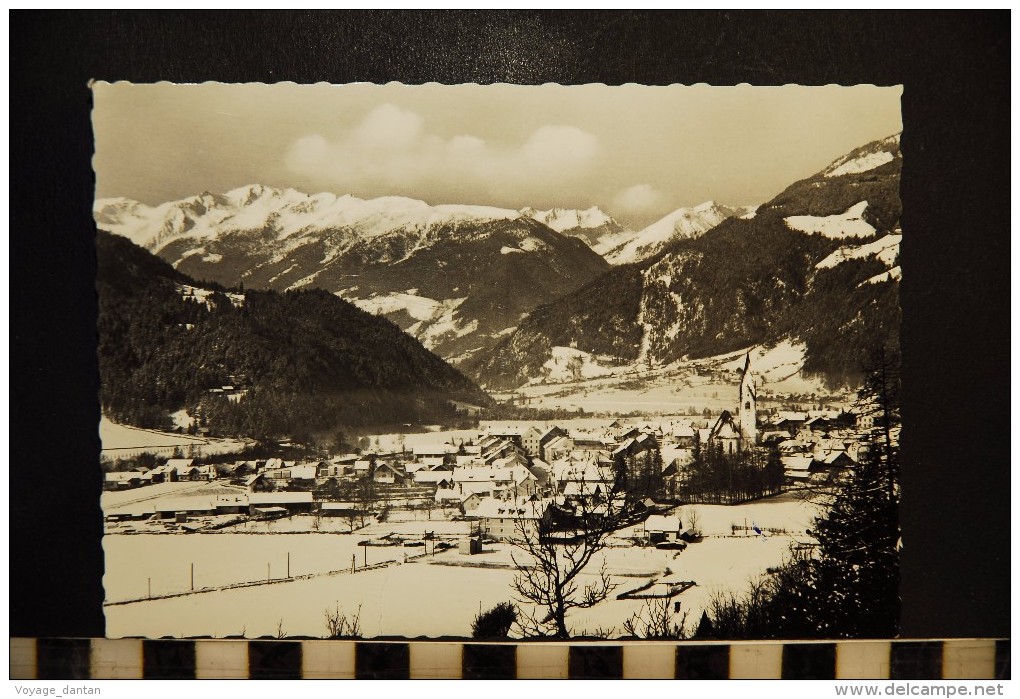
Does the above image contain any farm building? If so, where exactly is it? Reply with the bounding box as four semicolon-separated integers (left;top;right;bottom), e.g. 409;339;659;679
247;491;314;515
643;515;683;542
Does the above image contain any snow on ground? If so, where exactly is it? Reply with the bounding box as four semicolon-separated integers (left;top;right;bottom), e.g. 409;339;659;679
500;246;523;254
170;409;193;430
96;186;522;253
348;291;459;322
517;236;549;252
347;291;475;350
537;347;624;383
104;494;815;638
605;202;735;265
825;149;895;178
679;491;821;537
498;341;837;414
176;284;244;309
815;234;901;270
524;207;613;233
719;340;807;384
859;266;902;286
100;417;249;459
101;480;244;513
785;201;877;239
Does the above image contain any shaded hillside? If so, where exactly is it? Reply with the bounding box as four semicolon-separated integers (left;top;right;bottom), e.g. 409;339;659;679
470;135;902;390
96;230;490;439
96;188;610;363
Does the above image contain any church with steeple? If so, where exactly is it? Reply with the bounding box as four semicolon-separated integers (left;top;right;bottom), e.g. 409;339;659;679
708;352;758;453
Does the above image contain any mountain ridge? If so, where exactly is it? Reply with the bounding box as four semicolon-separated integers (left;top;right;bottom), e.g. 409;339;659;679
95;229;491;440
96;188;611;365
464;133;902;390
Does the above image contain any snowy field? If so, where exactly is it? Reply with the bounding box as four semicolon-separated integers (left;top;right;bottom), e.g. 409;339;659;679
103;493;815;638
491;342;843;413
100;416;249;459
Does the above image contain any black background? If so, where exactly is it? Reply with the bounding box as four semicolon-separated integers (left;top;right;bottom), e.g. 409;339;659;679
10;10;1010;639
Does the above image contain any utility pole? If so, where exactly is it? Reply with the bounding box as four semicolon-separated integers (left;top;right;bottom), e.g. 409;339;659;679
351;554;355;573
190;563;194;591
287;552;291;578
148;577;151;600
267;563;270;582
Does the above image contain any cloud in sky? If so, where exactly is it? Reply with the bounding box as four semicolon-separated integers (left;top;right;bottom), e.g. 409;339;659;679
612;184;665;218
285;104;600;206
92;82;903;229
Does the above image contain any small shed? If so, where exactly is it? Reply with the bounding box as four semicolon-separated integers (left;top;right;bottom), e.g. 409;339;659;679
459;538;482;555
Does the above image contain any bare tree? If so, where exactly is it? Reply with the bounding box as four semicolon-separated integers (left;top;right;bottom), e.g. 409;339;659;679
686;507;701;538
622;598;689;639
508;467;640;638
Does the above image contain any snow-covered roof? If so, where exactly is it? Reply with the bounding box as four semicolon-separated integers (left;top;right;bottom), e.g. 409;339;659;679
671;422;696;438
413;469;454;483
472;498;550;520
645;515;681;533
248;492;314;505
165;458;195;469
660;447;694;469
781;455;814;473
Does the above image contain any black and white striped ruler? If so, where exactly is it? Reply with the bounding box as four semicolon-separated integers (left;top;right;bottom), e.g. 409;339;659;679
10;638;1009;680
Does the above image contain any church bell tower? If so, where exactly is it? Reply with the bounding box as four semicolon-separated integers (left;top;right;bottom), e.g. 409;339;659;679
739;352;757;448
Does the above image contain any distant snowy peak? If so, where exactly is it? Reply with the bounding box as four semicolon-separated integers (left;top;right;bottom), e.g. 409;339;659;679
604;201;748;265
522;206;617;233
823;132;901;178
95;186;522;252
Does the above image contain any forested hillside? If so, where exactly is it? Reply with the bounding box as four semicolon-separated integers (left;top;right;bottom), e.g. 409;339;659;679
96;230;490;440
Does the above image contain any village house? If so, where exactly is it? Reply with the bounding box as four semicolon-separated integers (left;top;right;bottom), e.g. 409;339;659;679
103;469;152;491
472;497;552;542
452;465;538;500
371;461;405;485
537;426;567;460
262;463;318;489
247;491;315;516
435;488;481;512
413;468;455;487
669;422;697;448
643;514;683;543
413;444;458;462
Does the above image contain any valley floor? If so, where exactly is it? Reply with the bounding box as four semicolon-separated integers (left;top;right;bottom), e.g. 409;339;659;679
103;490;820;639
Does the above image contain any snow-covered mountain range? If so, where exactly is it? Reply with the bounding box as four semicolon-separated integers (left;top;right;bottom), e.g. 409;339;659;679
94;187;610;364
602;201;755;265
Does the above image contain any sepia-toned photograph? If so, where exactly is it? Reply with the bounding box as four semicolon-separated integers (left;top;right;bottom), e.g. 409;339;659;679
93;82;903;641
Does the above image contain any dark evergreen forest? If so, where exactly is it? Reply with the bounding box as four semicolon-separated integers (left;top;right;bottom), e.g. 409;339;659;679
96;230;491;439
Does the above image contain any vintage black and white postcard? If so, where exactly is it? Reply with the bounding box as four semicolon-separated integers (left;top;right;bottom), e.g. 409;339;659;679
93;82;903;640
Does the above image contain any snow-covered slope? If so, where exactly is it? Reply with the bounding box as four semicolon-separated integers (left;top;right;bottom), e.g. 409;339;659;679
521;206;629;254
95;186;610;365
815;232;901;270
96;185;521;255
824;134;900;178
785;201;877;239
467;133;902;390
521;206;614;233
603;201;749;265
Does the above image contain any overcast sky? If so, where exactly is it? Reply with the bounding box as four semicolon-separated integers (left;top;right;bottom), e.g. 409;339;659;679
93;82;902;228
